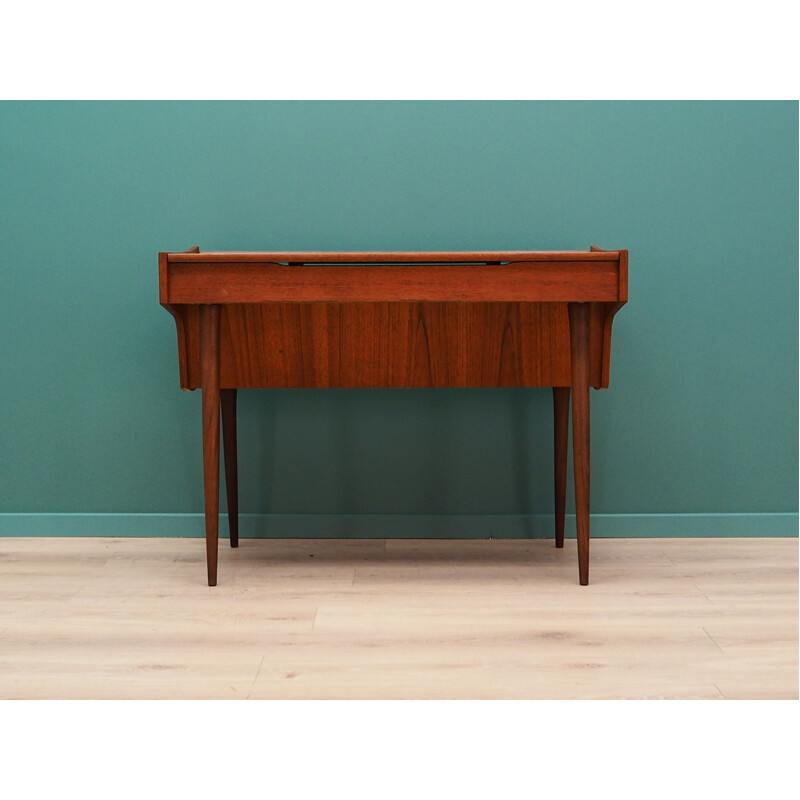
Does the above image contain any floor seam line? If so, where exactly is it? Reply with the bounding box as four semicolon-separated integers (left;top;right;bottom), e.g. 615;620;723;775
694;584;714;604
247;655;265;699
702;626;725;653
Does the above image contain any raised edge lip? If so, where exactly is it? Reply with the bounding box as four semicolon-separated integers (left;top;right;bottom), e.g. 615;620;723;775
166;250;622;263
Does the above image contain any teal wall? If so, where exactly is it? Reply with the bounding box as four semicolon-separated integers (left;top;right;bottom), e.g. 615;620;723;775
1;101;797;536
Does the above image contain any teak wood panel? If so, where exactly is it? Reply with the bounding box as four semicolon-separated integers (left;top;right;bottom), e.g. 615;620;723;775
169;301;616;390
163;260;622;304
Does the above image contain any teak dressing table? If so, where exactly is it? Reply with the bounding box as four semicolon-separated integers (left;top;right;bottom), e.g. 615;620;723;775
159;247;628;586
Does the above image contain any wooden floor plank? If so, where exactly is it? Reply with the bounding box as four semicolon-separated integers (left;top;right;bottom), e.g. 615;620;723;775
0;536;796;699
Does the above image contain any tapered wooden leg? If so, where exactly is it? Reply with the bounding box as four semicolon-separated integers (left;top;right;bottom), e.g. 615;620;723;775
200;304;221;587
553;387;570;549
568;302;591;586
221;388;239;548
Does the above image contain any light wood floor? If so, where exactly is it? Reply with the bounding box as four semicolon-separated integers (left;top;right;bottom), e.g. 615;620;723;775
0;537;796;699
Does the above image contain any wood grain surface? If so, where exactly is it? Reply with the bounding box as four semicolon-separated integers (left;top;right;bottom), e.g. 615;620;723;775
164;260;622;304
171;301;620;389
0;537;795;700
